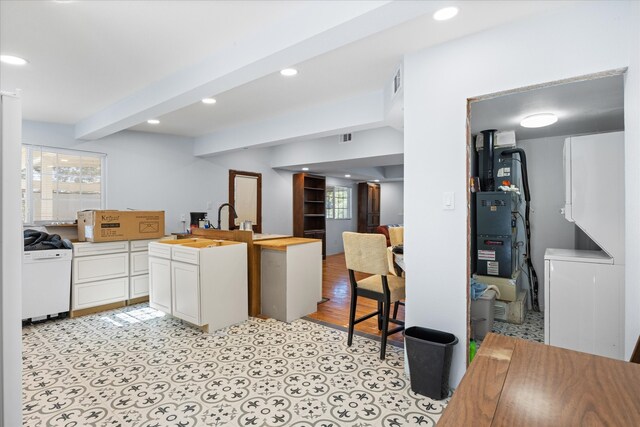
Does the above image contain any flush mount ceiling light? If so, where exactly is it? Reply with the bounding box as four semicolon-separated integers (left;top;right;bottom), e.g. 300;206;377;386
280;68;298;77
520;113;558;128
147;119;160;125
301;167;309;171
0;55;28;65
374;179;380;182
433;6;459;21
202;97;216;104
344;174;351;178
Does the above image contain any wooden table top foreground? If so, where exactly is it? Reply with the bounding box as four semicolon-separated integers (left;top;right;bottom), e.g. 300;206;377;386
438;333;640;427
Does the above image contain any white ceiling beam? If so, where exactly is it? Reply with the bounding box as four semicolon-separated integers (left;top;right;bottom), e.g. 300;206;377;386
74;1;436;140
194;90;386;156
270;125;403;169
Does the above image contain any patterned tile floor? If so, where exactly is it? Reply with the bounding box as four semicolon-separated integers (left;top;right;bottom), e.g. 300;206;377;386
22;304;449;427
491;310;544;343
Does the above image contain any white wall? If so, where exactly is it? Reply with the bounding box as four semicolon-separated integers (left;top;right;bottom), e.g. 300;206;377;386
1;93;23;426
404;1;639;386
325;177;357;255
205;149;294;235
380;181;404;225
518;136;577;311
22;121;295;235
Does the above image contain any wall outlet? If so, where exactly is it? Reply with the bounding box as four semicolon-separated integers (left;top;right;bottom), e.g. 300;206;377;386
206;201;213;210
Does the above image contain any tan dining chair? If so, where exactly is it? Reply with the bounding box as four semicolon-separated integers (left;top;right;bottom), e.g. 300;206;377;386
343;232;405;359
388;226;404;247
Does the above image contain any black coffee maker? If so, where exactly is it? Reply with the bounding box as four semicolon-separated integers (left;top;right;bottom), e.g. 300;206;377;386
190;212;207;228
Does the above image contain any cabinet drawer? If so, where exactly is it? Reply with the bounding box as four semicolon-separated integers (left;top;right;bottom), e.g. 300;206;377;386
130;274;149;299
73;241;129;257
130;251;149;275
148;242;172;259
73;252;129;284
172;246;199;264
130;239;161;252
72;277;128;310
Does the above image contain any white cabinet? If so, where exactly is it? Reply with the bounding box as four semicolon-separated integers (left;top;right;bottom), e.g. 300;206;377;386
130;274;150;299
128;238;161;299
259;239;322;322
73;252;129;284
71;241;130;311
544;248;624;359
148;239;248;331
149;256;172;313
171;261;200;324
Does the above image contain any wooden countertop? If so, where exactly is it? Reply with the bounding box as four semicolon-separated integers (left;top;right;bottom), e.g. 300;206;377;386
438;333;640;427
252;233;292;241
253;237;321;250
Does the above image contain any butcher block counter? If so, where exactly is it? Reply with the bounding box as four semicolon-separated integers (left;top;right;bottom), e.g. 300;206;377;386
254;237;322;322
253;237;319;249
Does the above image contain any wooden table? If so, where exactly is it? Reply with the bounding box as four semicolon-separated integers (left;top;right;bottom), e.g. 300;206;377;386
438;333;640;426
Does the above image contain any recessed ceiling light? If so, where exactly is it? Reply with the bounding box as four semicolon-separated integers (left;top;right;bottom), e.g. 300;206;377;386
302;167;309;171
520;113;558;128
147;119;160;125
0;55;28;65
202;97;216;105
433;7;459;21
280;68;298;77
344;174;351;178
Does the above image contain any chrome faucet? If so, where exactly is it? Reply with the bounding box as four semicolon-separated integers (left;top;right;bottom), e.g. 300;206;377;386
217;203;238;229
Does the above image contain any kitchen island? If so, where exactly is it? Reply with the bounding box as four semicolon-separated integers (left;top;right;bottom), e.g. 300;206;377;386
148;238;247;332
254;237;322;322
190;228;294;316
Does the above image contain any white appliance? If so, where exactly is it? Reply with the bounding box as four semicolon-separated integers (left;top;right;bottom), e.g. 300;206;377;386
22;249;72;320
544;249;623;359
545;131;625;359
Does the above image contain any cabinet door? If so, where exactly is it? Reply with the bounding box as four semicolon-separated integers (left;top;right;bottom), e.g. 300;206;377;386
130;251;149;276
130;274;149;299
149;256;171;313
171;261;201;325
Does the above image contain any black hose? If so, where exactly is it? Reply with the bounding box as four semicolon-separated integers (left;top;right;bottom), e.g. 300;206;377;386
501;148;540;311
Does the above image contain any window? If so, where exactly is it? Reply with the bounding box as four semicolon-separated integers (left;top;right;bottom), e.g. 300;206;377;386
21;145;106;224
326;185;352;219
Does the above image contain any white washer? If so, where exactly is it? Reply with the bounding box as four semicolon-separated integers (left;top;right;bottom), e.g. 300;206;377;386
22;249;72;320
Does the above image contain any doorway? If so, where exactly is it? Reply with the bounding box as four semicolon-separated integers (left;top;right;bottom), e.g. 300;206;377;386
466;70;625;357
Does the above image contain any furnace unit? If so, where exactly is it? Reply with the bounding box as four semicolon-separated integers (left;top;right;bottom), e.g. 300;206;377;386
476;191;518;278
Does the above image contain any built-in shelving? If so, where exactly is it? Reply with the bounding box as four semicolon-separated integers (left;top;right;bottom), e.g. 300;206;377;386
293;173;326;258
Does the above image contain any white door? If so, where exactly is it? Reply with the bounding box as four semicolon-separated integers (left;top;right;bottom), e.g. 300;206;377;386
149;256;171;313
171;261;201;325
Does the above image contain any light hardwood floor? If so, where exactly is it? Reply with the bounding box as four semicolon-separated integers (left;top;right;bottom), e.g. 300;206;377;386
307;253;405;346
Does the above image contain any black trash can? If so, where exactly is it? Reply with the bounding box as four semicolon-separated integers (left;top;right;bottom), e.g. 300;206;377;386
404;326;458;400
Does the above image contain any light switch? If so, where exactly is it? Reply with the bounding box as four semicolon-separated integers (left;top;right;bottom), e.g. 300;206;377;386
443;192;455;210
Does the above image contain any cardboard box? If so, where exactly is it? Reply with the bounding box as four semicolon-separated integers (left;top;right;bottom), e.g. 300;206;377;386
77;210;165;242
494;291;527;324
473;269;522;302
